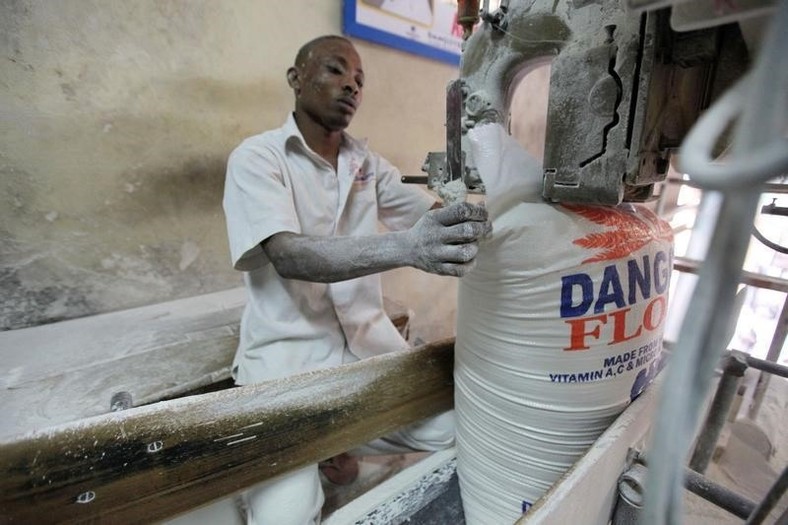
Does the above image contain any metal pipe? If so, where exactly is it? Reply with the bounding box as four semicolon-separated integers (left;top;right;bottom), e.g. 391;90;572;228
456;0;481;40
666;180;788;195
644;179;762;525
744;467;788;525
689;352;748;474
760;201;788;216
616;460;757;521
643;1;788;522
746;353;788;379
749;294;788;419
763;293;788;365
673;256;788;294
612;462;648;525
684;466;757;519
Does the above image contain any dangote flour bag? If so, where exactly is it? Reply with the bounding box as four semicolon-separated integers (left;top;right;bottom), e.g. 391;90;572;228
455;124;674;524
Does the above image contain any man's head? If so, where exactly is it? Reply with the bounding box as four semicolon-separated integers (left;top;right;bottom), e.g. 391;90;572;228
287;36;365;132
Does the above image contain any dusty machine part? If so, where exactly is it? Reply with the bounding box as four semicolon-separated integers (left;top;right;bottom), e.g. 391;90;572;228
612;461;648;524
612;457;759;522
421;0;749;205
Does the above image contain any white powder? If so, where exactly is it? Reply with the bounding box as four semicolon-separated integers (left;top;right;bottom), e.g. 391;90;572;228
435;178;468;206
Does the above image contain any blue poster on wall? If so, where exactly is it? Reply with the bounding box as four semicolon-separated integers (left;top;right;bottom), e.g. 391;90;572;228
343;0;464;66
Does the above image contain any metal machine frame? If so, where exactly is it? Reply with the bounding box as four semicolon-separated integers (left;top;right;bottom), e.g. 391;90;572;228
421;0;748;205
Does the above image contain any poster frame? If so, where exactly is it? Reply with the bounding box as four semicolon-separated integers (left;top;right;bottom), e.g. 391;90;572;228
342;0;462;66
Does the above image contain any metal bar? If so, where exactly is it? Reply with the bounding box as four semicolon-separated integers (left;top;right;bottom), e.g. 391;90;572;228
645;190;763;524
764;294;788;364
746;354;788;379
684;466;757;519
644;1;788;519
760;203;788;216
617;459;758;521
446;79;463;182
744;467;788;525
666;179;788;194
759;183;786;194
612;462;648;525
749;294;788;419
456;0;481;39
689;353;748;473
673;256;788;293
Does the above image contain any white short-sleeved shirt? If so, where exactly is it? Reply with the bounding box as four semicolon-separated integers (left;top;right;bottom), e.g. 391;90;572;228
223;114;435;384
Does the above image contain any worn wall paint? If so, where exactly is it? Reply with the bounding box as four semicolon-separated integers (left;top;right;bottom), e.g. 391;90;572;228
0;0;467;337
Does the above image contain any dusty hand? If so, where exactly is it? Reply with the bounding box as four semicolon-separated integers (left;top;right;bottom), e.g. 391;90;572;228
404;202;491;277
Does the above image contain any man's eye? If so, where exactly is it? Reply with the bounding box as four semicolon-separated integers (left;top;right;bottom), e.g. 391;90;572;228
328;66;342;74
356;78;364;88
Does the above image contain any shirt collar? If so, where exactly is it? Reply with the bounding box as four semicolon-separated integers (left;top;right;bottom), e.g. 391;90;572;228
282;113;368;158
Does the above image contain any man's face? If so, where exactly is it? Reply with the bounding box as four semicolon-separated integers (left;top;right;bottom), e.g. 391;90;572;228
292;39;365;132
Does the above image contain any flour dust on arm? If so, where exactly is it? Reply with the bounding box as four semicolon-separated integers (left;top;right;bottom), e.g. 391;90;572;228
262;201;491;282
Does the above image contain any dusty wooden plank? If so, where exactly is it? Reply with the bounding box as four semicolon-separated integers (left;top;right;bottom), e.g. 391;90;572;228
0;339;454;525
0;290;411;439
0;331;239;440
0;289;246;439
0;289;247;388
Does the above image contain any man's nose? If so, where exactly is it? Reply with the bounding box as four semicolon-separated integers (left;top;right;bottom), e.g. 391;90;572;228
343;79;359;95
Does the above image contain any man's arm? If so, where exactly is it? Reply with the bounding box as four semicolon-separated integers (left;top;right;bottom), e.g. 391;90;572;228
262;201;490;282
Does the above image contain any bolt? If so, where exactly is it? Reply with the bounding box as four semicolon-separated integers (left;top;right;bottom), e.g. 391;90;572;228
75;491;96;504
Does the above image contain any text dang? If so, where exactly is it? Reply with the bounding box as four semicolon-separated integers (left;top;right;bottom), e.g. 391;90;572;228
559;250;671;351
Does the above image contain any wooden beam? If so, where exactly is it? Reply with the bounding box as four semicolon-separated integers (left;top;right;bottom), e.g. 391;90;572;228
0;339;454;524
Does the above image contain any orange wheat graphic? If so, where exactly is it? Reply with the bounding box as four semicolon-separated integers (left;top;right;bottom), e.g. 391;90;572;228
563;204;674;264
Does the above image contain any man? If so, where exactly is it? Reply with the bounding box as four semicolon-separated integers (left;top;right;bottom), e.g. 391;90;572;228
223;35;490;524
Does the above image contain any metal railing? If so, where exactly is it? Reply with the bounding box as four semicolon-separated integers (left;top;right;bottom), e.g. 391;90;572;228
640;0;788;521
611;347;788;524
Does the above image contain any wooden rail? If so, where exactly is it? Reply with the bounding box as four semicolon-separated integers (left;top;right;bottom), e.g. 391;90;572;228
0;339;454;524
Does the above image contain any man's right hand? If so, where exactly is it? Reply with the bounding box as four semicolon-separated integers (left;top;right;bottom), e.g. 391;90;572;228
405;202;491;277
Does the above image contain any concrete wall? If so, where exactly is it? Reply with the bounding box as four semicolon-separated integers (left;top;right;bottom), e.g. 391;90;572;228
1;1;463;338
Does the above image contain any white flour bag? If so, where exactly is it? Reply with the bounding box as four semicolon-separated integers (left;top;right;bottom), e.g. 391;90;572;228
456;123;674;524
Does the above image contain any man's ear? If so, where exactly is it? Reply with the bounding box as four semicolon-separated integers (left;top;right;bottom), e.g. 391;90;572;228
287;67;300;93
